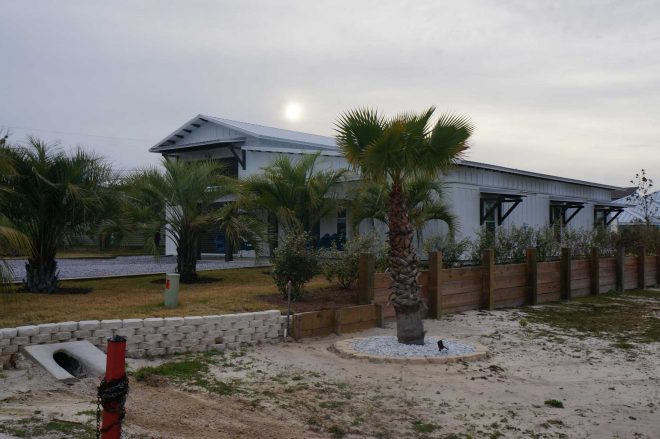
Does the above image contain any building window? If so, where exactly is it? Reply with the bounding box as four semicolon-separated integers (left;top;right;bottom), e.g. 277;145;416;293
481;199;497;234
480;194;523;233
337;208;347;240
550;205;564;239
594;209;607;227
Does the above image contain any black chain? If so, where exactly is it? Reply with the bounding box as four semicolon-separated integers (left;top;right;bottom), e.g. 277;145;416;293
95;374;129;438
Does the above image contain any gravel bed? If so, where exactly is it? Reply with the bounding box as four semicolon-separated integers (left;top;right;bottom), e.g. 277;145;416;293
5;255;268;281
352;336;475;358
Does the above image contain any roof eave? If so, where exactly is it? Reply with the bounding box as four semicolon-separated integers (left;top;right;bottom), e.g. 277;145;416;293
457;160;623;191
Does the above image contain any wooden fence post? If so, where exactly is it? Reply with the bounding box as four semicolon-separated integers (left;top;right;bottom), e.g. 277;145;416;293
560;247;572;301
657;251;660;287
526;248;538;305
291;314;301;340
615;246;625;292
637;246;646;289
591;247;600;296
482;249;495;310
333;308;342;336
428;251;443;318
358;253;375;305
375;304;385;328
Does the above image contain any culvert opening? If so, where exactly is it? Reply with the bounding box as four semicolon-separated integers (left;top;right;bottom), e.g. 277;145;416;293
53;351;88;378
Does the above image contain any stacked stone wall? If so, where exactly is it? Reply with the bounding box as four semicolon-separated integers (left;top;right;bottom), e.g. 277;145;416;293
0;310;285;365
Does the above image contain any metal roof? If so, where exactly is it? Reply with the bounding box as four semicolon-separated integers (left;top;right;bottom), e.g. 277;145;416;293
149;115;624;191
203;115;337;149
457;160;622;190
615;191;660;225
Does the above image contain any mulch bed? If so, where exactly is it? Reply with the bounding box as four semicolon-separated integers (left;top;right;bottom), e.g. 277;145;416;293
259;287;360;313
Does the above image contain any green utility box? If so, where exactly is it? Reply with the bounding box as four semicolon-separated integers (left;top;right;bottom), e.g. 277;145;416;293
164;273;180;308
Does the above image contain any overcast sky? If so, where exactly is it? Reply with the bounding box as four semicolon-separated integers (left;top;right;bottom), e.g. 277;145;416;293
1;0;658;186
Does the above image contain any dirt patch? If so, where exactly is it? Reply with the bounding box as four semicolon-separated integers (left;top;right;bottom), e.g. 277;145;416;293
1;292;658;438
258;287;359;313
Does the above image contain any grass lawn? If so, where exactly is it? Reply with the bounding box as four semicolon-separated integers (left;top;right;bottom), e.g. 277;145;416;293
521;289;660;344
0;268;357;328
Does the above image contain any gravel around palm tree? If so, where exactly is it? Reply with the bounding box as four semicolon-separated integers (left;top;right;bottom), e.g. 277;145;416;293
336;107;473;344
0;137;113;293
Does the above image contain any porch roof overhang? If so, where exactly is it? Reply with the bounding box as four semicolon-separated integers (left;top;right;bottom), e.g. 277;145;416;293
480;191;525;225
594;202;627;225
549;200;584;225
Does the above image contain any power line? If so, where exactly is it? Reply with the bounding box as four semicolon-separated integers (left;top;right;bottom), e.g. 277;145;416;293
3;124;154;143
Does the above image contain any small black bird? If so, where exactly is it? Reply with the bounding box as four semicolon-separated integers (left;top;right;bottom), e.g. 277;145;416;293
437;340;447;351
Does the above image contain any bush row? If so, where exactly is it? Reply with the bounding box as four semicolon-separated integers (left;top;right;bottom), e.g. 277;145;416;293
424;225;660;267
271;225;660;297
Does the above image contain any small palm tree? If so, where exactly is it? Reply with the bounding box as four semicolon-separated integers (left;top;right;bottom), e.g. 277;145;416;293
351;177;457;244
244;152;346;238
0;137;113;292
336;107;472;344
128;159;266;283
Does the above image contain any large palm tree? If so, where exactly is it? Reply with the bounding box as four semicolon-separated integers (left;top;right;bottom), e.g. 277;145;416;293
351;177;457;244
128;159;266;283
336;107;472;344
244;152;347;239
0;147;28;290
0;137;113;293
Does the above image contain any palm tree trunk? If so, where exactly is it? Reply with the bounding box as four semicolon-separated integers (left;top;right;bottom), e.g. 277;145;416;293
388;180;425;345
24;256;58;293
177;229;198;283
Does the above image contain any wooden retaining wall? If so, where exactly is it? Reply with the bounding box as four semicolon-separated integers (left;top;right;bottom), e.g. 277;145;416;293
292;247;659;340
370;246;659;319
290;304;382;340
599;258;617;292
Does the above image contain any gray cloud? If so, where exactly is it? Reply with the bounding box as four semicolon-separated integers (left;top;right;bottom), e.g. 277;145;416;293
1;0;658;184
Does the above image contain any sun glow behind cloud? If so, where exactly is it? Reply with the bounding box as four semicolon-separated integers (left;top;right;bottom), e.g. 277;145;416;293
284;101;303;122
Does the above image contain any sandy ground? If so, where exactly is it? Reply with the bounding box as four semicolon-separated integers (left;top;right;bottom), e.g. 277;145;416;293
0;308;658;438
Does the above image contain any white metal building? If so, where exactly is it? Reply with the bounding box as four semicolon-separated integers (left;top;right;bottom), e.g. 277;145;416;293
150;115;627;256
614;190;660;227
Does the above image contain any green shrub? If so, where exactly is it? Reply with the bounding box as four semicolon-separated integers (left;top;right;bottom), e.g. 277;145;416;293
469;225;626;263
470;226;535;264
470;226;496;264
496;225;535;263
320;233;378;289
423;234;471;267
271;232;320;300
561;228;594;258
534;226;562;261
615;225;660;255
374;241;390;272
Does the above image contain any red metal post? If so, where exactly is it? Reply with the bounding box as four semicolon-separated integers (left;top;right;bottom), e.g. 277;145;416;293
101;336;127;439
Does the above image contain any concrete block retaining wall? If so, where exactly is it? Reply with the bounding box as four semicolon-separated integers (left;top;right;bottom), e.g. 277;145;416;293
0;310;286;364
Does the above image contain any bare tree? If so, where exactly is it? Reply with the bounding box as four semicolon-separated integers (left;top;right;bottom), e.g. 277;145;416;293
627;169;658;226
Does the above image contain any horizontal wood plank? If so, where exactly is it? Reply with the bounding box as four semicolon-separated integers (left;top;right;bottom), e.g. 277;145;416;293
538;261;561;273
